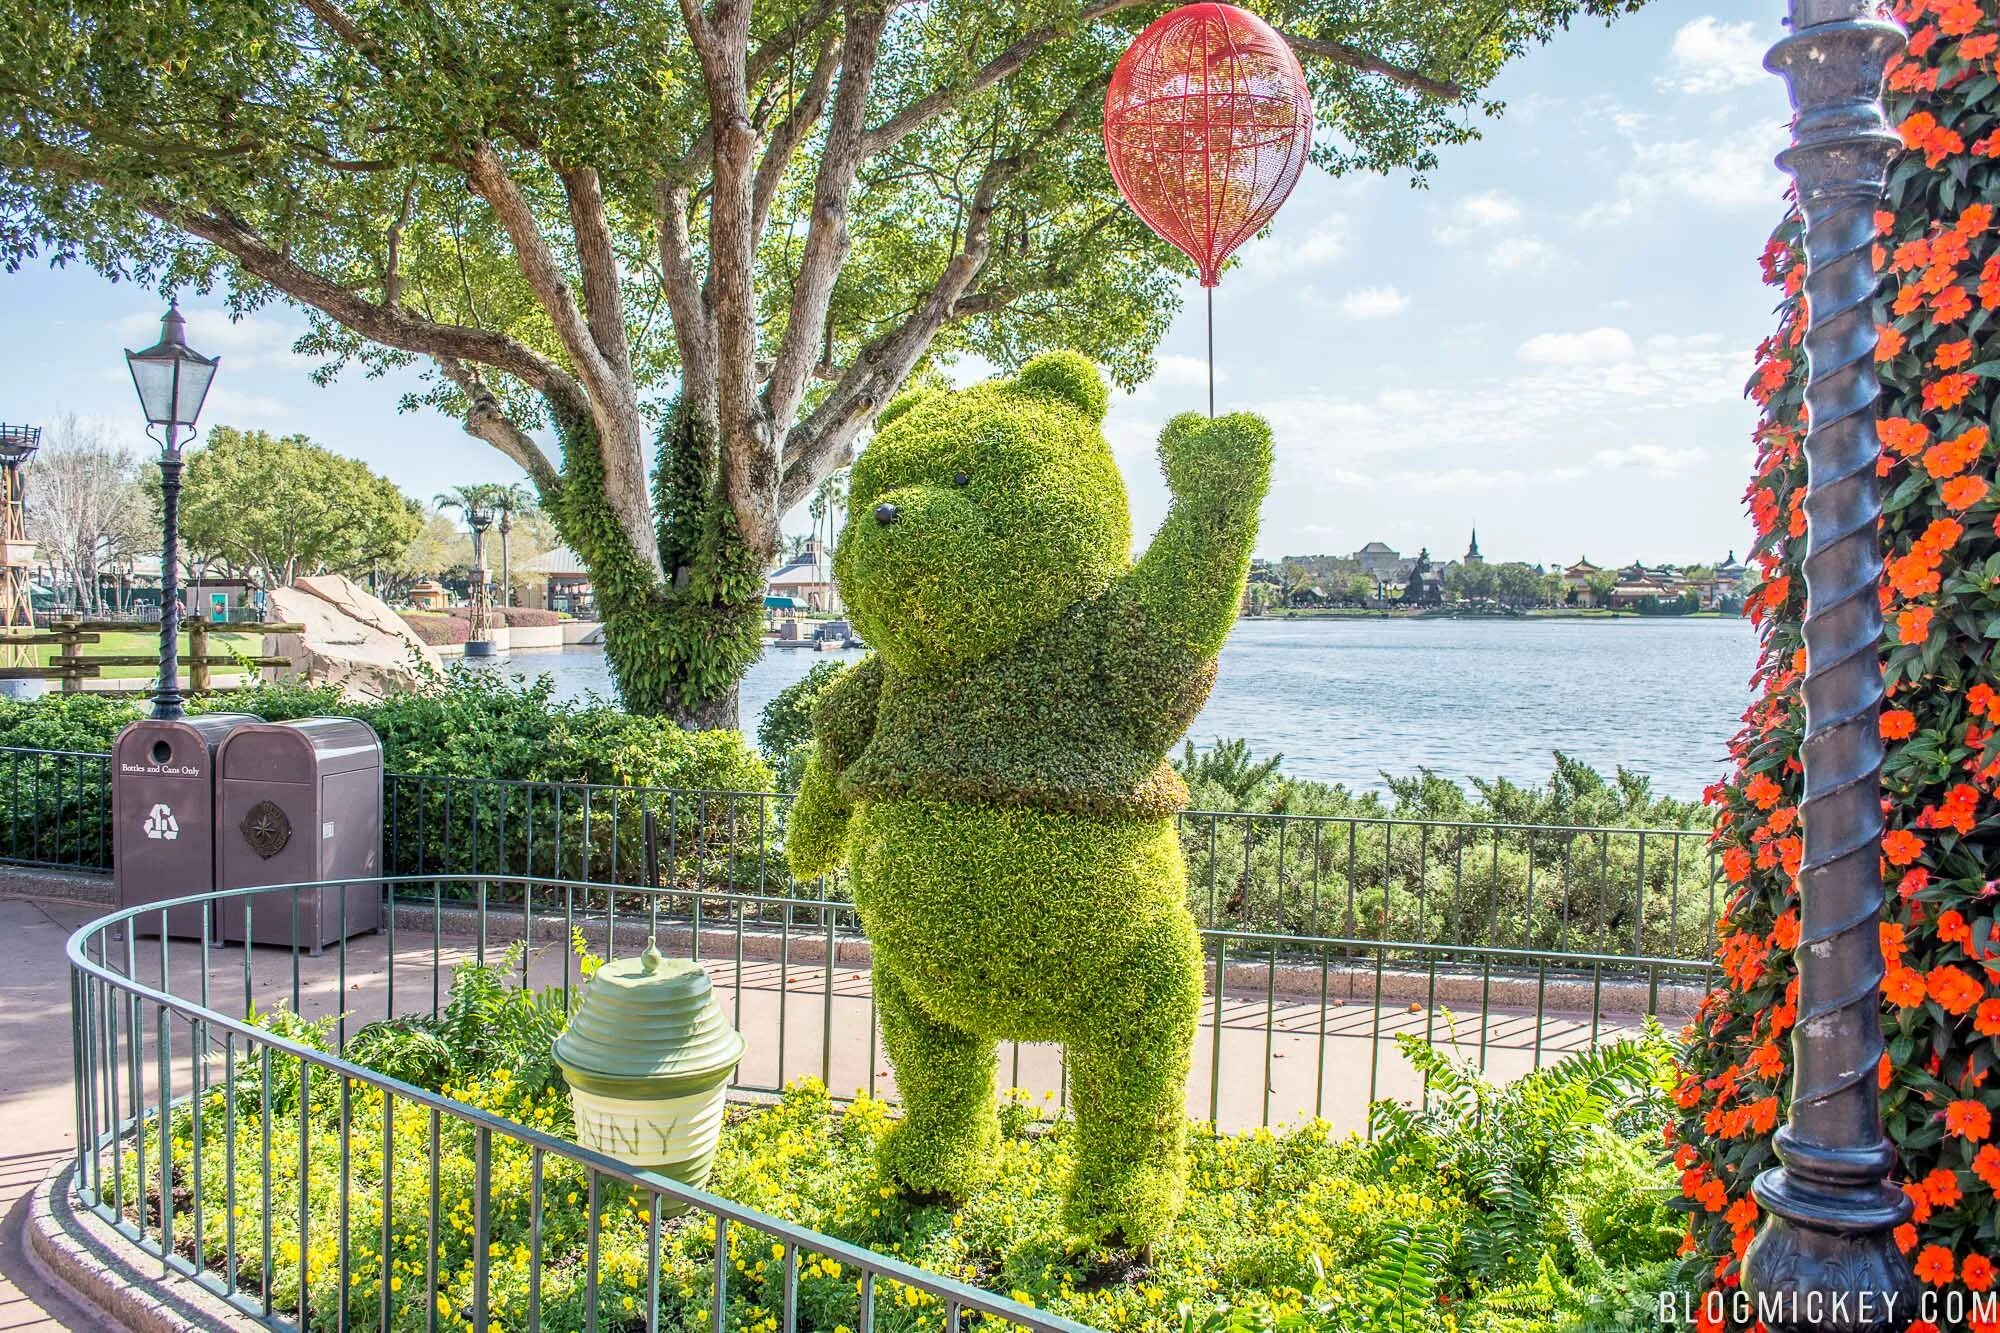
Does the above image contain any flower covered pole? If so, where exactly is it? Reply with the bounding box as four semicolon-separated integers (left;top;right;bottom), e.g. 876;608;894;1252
1741;3;1916;1331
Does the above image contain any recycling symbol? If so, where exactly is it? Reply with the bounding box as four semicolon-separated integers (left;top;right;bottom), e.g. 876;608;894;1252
143;803;179;841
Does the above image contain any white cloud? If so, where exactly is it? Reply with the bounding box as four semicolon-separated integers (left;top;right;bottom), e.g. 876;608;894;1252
1154;354;1222;387
1488;236;1558;273
1337;286;1410;320
1660;18;1765;96
1584;120;1785;224
1592;443;1709;476
1517;327;1635;365
1437;190;1523;244
202;386;290;421
1236;218;1345;280
1385;466;1589;493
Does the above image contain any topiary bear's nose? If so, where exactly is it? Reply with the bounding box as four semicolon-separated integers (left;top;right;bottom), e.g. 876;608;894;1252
874;503;900;526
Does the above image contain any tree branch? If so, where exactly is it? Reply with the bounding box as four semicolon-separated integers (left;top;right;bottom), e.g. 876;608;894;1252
859;0;1150;158
145;196;575;400
1277;32;1467;102
559;165;634;381
654;178;718;419
763;0;890;434
750;26;842;242
434;357;562;493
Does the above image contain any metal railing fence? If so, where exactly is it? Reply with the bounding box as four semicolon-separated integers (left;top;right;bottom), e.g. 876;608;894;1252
3;748;1725;962
68;873;1715;1332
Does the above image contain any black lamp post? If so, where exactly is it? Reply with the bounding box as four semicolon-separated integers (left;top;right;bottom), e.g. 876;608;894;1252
464;504;495;657
123;302;219;721
1741;4;1914;1332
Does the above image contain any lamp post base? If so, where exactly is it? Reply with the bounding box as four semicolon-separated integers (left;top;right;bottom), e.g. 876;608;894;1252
1743;1166;1916;1333
463;639;498;658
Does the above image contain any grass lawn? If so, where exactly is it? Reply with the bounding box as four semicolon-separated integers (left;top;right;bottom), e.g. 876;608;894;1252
23;629;261;679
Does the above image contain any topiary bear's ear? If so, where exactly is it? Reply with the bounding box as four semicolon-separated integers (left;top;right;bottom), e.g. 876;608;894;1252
1012;351;1109;424
877;387;944;431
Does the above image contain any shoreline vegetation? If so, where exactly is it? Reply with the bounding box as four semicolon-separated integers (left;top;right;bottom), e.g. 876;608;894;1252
1239;606;1735;621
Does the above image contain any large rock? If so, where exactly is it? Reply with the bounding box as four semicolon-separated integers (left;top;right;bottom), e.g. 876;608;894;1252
265;578;443;702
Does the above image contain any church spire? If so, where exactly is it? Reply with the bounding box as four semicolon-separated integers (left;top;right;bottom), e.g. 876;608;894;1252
1464;526;1483;564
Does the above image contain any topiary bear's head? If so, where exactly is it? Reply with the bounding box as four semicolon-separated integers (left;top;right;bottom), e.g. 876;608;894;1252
834;352;1130;675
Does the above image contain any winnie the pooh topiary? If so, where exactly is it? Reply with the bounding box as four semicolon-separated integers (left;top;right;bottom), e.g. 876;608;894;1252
786;351;1270;1246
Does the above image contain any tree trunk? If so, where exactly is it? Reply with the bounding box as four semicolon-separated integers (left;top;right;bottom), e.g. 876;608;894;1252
543;394;764;727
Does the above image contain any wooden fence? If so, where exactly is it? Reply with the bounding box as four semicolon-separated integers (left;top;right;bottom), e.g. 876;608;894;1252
0;615;300;692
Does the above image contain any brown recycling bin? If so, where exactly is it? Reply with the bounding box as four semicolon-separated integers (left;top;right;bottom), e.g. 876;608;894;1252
215;718;383;953
113;714;261;938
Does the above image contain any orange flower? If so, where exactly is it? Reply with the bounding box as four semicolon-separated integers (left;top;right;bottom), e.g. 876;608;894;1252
1880;416;1933;456
1944;475;1991;510
1896;605;1935;644
1928;964;1984;1014
1922;1167;1962;1208
1723;844;1752;884
1925;368;1978;408
1934;283;1975;322
1916;1244;1956;1285
1878;323;1907;361
1883;827;1926;865
1961;202;1996;235
1976;1144;2000;1191
1937;338;1975;368
1946;1098;1993;1141
1745;773;1782;810
1967;1254;1997;1293
1884;966;1928;1007
1882;708;1919;740
1976;998;2000;1037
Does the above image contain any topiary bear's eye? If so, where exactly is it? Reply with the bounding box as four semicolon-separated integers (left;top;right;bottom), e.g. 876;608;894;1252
952;471;971;487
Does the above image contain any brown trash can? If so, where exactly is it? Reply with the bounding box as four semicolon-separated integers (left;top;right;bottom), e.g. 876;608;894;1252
215;718;384;953
112;714;261;939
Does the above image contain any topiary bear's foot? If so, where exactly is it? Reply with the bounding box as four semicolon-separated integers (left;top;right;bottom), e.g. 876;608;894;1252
875;1108;1001;1202
1061;1145;1188;1249
873;965;1000;1202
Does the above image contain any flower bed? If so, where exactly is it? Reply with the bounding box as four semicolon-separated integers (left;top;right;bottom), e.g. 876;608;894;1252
1674;0;2000;1318
112;949;1691;1332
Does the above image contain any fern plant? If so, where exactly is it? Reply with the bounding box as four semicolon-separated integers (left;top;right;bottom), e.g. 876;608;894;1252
1366;1027;1675;1288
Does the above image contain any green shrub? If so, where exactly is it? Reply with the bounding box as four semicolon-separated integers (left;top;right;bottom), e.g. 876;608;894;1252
791;354;1271;1245
757;660;847;792
122;1005;1687;1333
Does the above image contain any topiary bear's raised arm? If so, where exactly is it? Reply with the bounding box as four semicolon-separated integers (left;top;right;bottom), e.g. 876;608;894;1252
1102;411;1272;671
785;655;884;880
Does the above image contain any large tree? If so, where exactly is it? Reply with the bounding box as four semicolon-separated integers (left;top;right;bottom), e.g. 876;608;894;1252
174;426;423;587
23;415;153;612
0;0;1642;723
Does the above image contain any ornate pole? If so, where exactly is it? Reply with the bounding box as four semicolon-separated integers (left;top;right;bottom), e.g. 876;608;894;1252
1742;4;1913;1332
155;424;185;721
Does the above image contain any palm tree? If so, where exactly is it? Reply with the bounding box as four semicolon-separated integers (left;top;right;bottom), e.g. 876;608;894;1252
807;469;847;585
489;483;536;608
434;484;503;598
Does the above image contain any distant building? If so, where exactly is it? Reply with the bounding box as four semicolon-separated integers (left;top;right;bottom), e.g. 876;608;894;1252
1352;541;1406;579
407;579;452;611
767;537;838;612
1462;528;1484;567
1400;548;1443;606
1562;558;1602;606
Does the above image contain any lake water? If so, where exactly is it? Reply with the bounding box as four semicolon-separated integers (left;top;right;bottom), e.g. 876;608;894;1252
466;615;1761;796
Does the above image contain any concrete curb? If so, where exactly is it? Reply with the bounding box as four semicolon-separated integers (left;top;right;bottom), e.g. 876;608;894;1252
25;1159;258;1332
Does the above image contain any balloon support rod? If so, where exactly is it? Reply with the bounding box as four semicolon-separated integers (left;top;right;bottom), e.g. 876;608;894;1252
1206;287;1215;418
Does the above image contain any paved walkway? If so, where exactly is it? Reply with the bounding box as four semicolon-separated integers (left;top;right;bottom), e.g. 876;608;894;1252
0;893;126;1331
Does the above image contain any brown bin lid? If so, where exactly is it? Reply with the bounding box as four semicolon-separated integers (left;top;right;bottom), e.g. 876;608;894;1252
219;717;381;780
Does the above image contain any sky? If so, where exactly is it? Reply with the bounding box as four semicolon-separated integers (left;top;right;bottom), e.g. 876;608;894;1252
0;3;1789;570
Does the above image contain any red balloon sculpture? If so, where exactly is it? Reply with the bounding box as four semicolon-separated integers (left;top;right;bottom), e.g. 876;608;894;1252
1103;3;1314;288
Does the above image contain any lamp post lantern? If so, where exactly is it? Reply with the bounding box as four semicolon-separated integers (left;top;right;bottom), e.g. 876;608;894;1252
1741;4;1915;1331
123;302;219;721
464;504;495;657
